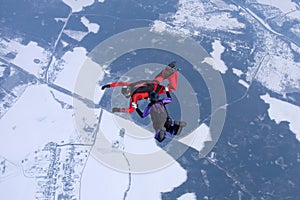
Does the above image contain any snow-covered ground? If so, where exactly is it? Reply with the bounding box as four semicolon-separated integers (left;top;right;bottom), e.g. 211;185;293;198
62;0;105;13
63;30;89;41
256;0;298;14
52;47;88;92
171;0;245;32
80;155;129;200
99;111;212;156
238;79;249;89
80;96;212;198
177;192;197;200
0;65;5;77
243;5;283;37
153;0;300;99
127;162;186;200
62;0;95;13
0;84;77;199
180;123;211;152
261;93;300;141
151;0;245;37
1;0;299;199
232;68;243;77
210;40;228;74
0;84;74;162
81;16;100;34
0;39;51;78
249;52;300;95
81;154;187;200
62;16;100;41
0;172;36;200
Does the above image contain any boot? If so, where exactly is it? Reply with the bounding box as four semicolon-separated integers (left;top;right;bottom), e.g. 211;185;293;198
154;130;166;142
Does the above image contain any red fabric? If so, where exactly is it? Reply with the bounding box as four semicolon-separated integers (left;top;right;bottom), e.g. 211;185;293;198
108;66;179;113
167;71;178;92
121;92;149;113
121;85;168;113
153;67;178;92
109;82;131;87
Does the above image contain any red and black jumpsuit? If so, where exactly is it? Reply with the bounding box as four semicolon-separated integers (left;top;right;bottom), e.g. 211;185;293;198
107;66;178;113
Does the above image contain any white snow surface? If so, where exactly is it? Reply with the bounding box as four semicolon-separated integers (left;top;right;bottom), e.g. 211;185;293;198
80;99;212;199
0;84;74;162
63;16;100;41
151;0;300;97
167;0;245;33
53;47;88;92
256;0;298;13
253;54;300;94
99;110;212;155
99;110;161;154
127;161;187;200
286;11;300;20
62;0;95;13
0;65;5;77
180;123;211;152
81;155;187;200
177;192;197;200
80;155;129;200
0;174;36;200
81;16;100;33
238;79;250;89
261;93;300;141
232;68;243;77
63;30;88;41
210;40;228;74
243;6;283;37
0;39;50;78
3;1;300;199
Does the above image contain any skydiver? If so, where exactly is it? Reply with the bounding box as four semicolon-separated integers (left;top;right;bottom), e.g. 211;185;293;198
132;86;186;142
101;61;179;113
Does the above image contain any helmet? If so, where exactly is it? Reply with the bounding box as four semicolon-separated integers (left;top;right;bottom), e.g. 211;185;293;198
149;92;159;102
168;61;176;68
121;86;131;98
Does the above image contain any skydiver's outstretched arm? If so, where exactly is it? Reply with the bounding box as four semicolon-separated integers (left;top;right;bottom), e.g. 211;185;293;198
112;107;135;113
101;82;131;90
166;89;171;98
134;102;152;118
162;87;172;104
135;107;144;118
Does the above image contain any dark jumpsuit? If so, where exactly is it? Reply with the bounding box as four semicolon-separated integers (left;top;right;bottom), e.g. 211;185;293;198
135;91;172;134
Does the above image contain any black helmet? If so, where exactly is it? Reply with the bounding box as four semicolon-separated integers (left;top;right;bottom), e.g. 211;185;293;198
121;86;131;98
168;61;176;68
149;92;159;102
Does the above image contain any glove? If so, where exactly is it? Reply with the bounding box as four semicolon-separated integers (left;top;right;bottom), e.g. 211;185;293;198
132;102;138;109
101;84;110;90
164;86;169;92
112;107;120;113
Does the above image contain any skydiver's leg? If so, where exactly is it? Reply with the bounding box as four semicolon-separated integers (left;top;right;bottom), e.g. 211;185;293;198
153;71;164;83
153;67;178;91
152;117;167;142
154;129;166;142
166;70;178;92
171;120;187;136
164;117;173;133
